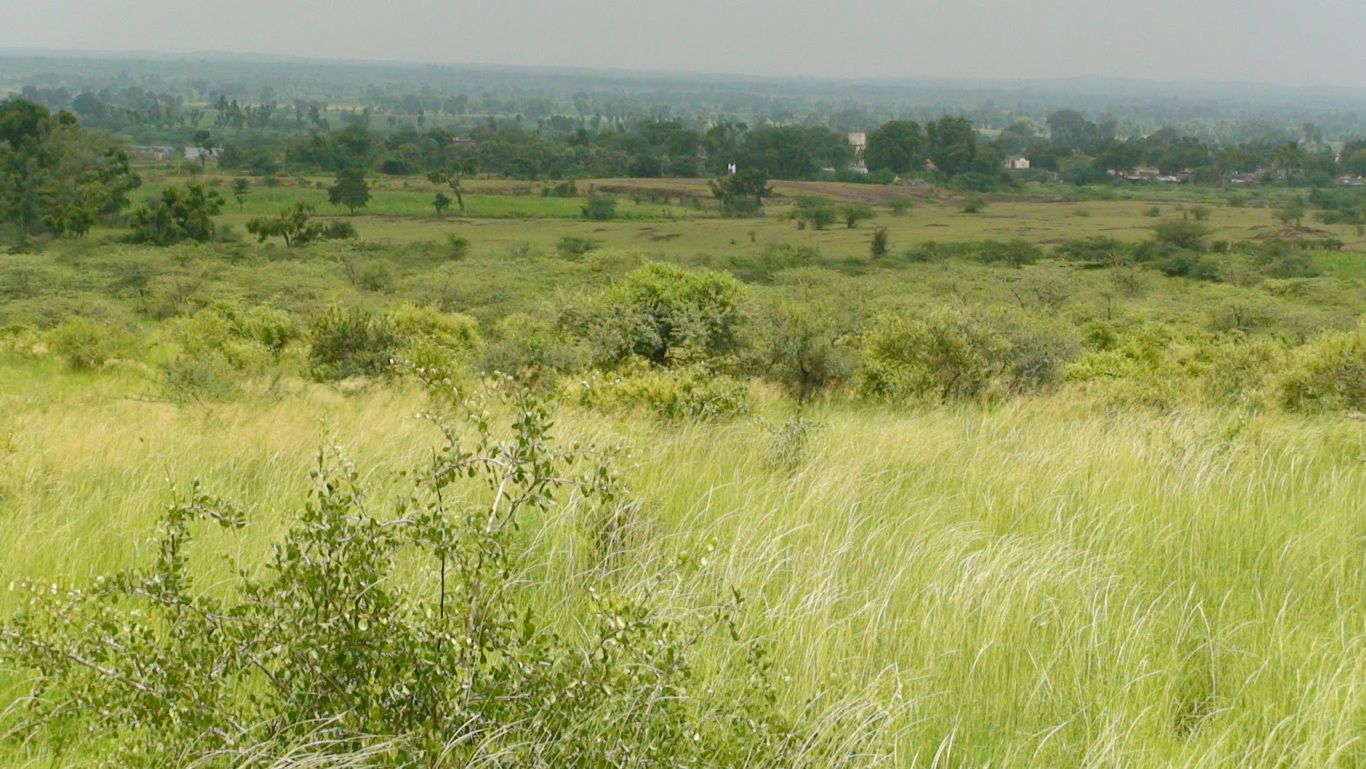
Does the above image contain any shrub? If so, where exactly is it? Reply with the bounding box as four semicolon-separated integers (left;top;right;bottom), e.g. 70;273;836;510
1055;236;1128;264
567;358;750;421
580;263;743;367
48;317;133;370
886;197;913;215
581;195;618;220
792;196;837;230
128;184;225;246
1275;326;1366;413
308;307;400;381
480;312;591;382
975;239;1042;267
447;234;471;260
961;196;986;214
856;308;1072;402
1151;220;1211;251
743;297;853;402
870;227;889;259
0;387;814;767
387;303;481;381
838;203;876;228
556;235;601;260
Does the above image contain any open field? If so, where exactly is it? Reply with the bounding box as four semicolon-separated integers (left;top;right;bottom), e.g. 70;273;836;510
0;170;1363;767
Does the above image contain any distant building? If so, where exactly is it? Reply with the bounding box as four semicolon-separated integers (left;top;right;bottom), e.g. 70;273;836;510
1004;156;1031;171
450;137;478;150
129;145;177;162
847;131;868;170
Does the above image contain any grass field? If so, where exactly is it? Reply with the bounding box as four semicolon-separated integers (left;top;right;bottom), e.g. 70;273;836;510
0;366;1361;767
0;175;1362;767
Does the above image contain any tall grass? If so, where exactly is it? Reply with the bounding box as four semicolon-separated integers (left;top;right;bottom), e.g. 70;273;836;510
0;381;1361;767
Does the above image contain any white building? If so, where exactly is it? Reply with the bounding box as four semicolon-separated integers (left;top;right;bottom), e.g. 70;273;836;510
1004;156;1031;171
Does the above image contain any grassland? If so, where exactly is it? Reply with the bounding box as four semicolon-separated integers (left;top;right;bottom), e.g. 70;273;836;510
0;176;1362;767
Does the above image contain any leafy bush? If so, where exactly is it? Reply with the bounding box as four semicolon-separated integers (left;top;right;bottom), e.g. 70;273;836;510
567;358;751;420
743;296;853;402
555;235;601;260
1275;326;1366;413
480;312;591;382
961;196;986;213
792;196;837;230
48;316;133;370
579;262;743;367
308;306;400;381
387;303;482;382
0;387;814;767
1055;236;1128;264
581;194;618;220
1151;220;1211;251
856;308;1073;402
128;184;224;245
447;234;471;260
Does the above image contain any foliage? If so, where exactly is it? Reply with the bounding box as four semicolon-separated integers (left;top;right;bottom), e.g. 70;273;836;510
578;262;743;367
307;306;400;380
48;316;133;370
792;195;837;230
247;202;358;247
128;184;225;245
580;194;617;221
839;203;876;228
1275;325;1366;412
743;296;853;402
0;386;807;767
567;358;751;420
1151;220;1211;251
0;99;140;239
328;168;371;215
870;227;889;259
857;308;1074;402
709;169;771;216
555;235;600;260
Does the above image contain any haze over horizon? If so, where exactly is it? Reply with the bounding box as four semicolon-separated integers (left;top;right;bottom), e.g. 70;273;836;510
1;0;1363;89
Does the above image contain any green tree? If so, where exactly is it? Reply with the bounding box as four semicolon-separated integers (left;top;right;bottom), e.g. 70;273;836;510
0;99;139;240
709;168;771;216
839;203;876;229
792;195;836;230
745;296;852;403
231;177;251;210
1277;197;1307;229
926;116;979;177
192;130;214;169
128;184;225;245
870;227;889;259
582;195;617;220
247;202;356;247
328;167;370;215
864;120;925;174
433;191;451;216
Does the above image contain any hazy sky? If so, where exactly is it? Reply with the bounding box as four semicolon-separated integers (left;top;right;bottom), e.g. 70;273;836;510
1;0;1363;87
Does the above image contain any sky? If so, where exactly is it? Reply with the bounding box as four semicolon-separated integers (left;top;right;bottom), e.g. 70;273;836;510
1;0;1363;88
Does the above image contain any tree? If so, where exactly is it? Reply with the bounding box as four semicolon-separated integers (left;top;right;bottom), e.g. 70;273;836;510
926;116;979;177
744;296;852;403
328;168;370;215
231;177;251;210
870;227;889;259
864;120;925;174
247;202;357;247
0;99;139;240
709;168;771;216
192;130;214;169
433;191;451;216
428;156;477;212
792;196;836;230
1151;220;1211;251
1277;197;1307;229
839;203;875;229
128;184;225;245
582;195;617;220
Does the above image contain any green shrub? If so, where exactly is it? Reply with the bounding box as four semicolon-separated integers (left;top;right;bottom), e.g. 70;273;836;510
556;235;601;260
0;388;814;767
961;196;987;214
481;311;591;382
580;262;743;367
567;358;750;420
308;307;400;381
387;303;482;381
856;308;1072;402
581;194;618;220
48;317;133;370
1275;326;1366;412
446;234;471;260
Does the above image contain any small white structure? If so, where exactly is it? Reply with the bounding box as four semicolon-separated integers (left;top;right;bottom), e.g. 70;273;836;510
727;162;737;175
848;131;868;170
1004;156;1031;170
